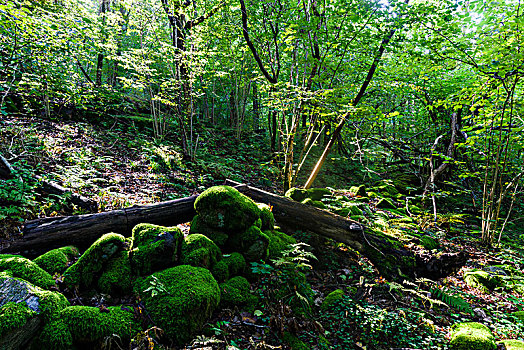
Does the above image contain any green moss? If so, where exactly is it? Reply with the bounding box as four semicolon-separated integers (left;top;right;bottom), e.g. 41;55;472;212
189;215;229;246
301;198;313;205
135;265;220;345
320;289;344;311
421;236;440;250
0;302;37;338
211;260;229;283
307;188;331;201
98;250;133;295
285;188;309;202
219;276;257;309
227;226;269;262
224;252;246;276
257;203;275;231
349;185;367;197
63;233;126;288
282;331;310;350
464;269;503;292
194;185;261;231
0;256;55;289
37;318;73;350
33;289;70;322
182;234;222;269
500;340;524;349
130;224;183;276
311;200;326;209
512;311;524;322
34;246;79;275
449;322;496;350
376;198;396;209
265;230;296;260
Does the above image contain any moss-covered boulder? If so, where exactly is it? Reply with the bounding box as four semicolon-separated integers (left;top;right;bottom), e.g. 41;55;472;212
190;215;229;246
98;250;133;295
37;305;139;349
285;188;309;202
135;265;220;345
227;226;269;262
182;234;222;269
34;246;79;275
219;276;257;309
375;198;396;209
223;252;246;277
194;186;261;232
0;302;39;349
211;260;229;283
130;224;183;276
449;322;496;350
320;289;344;311
350;185;367;197
63;233;126;289
0;256;55;290
257;203;275;231
500;340;524;349
265;230;296;260
463;269;503;292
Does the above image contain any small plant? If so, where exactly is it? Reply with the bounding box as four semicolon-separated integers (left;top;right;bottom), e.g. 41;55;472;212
143;276;168;298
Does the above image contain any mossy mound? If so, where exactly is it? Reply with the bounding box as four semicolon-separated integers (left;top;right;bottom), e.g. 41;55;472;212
130;223;183;276
135;265;220;345
182;234;222;269
219;276;257;309
63;233;126;288
349;185;367;197
0;256;56;290
301;198;327;209
0;302;37;339
211;260;229;283
265;230;296;260
449;322;496;350
34;246;79;275
190;215;229;246
98;250;133;295
500;340;524;349
37;305;140;349
285;187;331;202
463;269;503;292
421;236;439;250
227;226;269;262
194;186;261;232
257;203;275;231
223;252;246;277
282;331;310;350
376;198;396;209
320;289;344;311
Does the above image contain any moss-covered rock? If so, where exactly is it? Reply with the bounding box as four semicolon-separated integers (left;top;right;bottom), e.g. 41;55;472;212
63;233;126;288
449;322;496;350
34;246;79;275
190;215;229;247
307;188;331;201
223;252;246;277
350;185;367;197
265;230;296;260
219;276;257;309
211;260;229;283
182;234;222;269
227;226;269;262
0;302;37;339
421;236;439;250
257;203;275;231
98;250;133;295
130;223;183;276
37;305;139;349
500;340;524;350
285;187;309;202
194;186;261;232
320;289;344;311
464;269;503;292
376;198;396;209
0;256;55;290
135;265;220;345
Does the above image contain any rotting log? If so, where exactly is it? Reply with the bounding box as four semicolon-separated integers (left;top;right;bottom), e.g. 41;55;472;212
1;181;467;280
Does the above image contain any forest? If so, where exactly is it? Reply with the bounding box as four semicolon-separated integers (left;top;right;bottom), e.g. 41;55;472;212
0;0;523;349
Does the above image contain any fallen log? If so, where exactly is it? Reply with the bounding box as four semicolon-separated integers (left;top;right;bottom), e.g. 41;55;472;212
1;181;467;280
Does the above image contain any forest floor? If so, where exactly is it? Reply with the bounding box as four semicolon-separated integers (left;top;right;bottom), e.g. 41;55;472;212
2;116;524;349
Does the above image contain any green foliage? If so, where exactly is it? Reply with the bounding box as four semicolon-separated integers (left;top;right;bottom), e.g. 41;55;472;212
430;286;474;314
0;160;39;222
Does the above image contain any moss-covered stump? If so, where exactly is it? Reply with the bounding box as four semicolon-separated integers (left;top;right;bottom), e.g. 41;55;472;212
182;234;222;269
265;230;296;260
98;250;133;295
190;215;229;246
449;322;496;350
320;289;344;311
0;256;56;289
130;223;183;276
135;265;220;345
34;246;79;275
500;340;524;349
257;203;275;231
227;226;269;262
194;185;261;232
63;233;126;289
37;305;140;349
0;276;69;349
463;269;503;292
219;276;257;310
